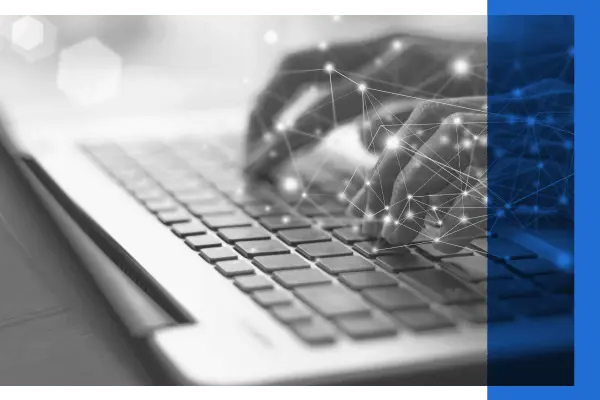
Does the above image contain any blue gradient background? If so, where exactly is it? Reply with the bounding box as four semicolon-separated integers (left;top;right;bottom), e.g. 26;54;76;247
488;0;595;396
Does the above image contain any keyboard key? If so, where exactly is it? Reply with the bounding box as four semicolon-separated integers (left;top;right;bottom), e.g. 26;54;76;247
203;214;253;229
376;253;434;273
277;228;331;245
532;273;574;294
215;260;255;277
362;287;428;311
184;234;222;250
471;238;537;260
271;305;313;324
218;226;271;243
235;240;290;258
253;254;310;273
486;279;540;298
260;214;311;231
171;221;208;237
416;243;473;259
451;303;514;323
337;314;398;339
290;319;337;345
234;275;274;292
339;271;398;290
295;285;371;318
144;198;179;213
157;208;192;225
316;256;375;275
313;216;356;230
273;269;331;288
228;190;274;205
251;290;294;307
188;203;236;216
133;187;167;202
244;204;290;218
353;241;411;258
399;269;484;304
297;242;353;260
507;258;560;276
175;191;222;205
199;247;238;263
393;309;455;331
332;227;370;244
443;256;513;282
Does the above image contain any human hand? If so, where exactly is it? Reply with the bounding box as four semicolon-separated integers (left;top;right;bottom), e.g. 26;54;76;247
244;34;486;177
350;79;573;252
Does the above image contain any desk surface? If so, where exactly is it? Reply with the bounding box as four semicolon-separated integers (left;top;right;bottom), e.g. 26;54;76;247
0;140;152;385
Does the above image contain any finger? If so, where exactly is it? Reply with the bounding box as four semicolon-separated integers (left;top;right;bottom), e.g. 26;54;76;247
433;178;488;253
381;193;431;245
381;112;486;244
358;98;420;153
346;187;367;218
365;97;486;232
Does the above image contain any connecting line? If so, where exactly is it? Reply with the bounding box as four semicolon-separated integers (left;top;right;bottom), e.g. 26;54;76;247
329;71;337;128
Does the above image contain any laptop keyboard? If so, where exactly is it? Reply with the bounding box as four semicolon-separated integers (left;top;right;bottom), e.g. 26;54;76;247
81;140;574;345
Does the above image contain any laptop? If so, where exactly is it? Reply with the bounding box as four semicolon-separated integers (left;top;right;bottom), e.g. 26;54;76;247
0;91;574;385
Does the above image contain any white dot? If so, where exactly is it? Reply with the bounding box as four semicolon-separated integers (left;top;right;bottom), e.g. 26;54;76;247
431;205;438;211
324;62;335;73
405;211;414;219
301;192;307;198
365;181;371;186
386;136;400;150
383;215;392;224
462;139;473;149
384;205;390;211
407;194;413;200
453;116;462;125
451;58;471;76
264;30;278;45
433;237;440;243
463;191;469;197
365;213;374;221
318;41;328;51
372;247;379;253
282;177;300;193
337;192;346;201
437;220;443;226
440;136;450;144
394;220;400;226
263;132;274;142
282;216;291;224
392;39;403;51
357;83;367;92
460;215;468;223
275;122;286;132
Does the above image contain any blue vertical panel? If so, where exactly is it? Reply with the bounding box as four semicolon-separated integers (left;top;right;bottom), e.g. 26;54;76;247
486;14;574;387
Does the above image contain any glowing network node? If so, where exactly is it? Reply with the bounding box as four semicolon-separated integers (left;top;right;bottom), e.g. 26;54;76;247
383;215;392;224
282;177;300;193
526;116;536;126
391;39;403;51
318;41;329;51
263;30;278;45
365;213;374;221
453;116;462;125
431;205;438;211
384;205;390;211
275;122;286;132
460;216;469;223
337;192;346;201
433;237;440;243
324;62;335;73
365;181;371;186
451;58;471;76
357;83;367;92
371;246;379;253
282;216;291;224
263;132;274;142
405;211;414;219
440;135;450;145
462;139;473;149
512;88;522;97
352;225;360;232
386;136;400;150
394;221;400;226
463;191;469;197
407;194;413;200
301;192;307;198
437;220;443;226
57;38;122;106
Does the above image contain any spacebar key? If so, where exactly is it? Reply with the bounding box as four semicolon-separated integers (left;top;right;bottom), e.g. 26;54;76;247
399;269;483;304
